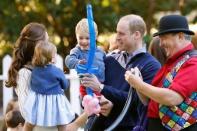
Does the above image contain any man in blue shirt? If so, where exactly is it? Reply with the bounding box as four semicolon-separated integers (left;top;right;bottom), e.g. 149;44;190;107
70;14;161;131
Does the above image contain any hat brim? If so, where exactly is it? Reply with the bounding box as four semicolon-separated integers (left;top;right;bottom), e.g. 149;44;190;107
153;28;195;37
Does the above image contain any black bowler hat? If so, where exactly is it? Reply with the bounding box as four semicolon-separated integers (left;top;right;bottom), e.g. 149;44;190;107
153;15;195;36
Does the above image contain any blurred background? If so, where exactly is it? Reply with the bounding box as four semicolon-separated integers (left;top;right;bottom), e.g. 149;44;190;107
0;0;197;70
0;0;197;129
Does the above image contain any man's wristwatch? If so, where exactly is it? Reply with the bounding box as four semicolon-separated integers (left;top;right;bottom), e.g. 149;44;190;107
99;84;104;92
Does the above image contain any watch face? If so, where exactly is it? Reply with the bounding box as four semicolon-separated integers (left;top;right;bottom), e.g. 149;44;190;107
78;74;93;78
78;74;85;78
100;84;104;90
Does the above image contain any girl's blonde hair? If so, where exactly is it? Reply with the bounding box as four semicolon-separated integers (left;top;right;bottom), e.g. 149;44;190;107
32;41;56;67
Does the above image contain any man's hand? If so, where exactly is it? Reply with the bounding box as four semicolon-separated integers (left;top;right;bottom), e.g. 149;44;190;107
99;95;113;116
81;74;102;92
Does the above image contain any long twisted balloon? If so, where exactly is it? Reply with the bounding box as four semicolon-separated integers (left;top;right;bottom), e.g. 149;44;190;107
86;4;96;71
76;4;97;96
85;4;96;95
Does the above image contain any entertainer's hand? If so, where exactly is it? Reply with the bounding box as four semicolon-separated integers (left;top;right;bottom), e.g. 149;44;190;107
81;74;101;92
99;95;113;116
125;67;142;88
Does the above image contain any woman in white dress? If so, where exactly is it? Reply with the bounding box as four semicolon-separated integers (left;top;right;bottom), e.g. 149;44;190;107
5;23;75;131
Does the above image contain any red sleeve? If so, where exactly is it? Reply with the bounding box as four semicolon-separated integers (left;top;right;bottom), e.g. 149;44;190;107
79;85;87;97
169;57;197;98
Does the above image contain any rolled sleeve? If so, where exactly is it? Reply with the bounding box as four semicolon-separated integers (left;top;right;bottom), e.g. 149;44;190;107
169;58;197;98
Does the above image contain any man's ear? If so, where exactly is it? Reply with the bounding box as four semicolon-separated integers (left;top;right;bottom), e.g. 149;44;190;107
134;31;141;40
178;32;184;40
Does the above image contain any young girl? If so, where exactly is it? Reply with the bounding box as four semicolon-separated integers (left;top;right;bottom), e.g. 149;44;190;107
23;41;75;131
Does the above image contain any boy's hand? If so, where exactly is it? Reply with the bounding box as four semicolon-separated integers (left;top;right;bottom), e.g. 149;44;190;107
78;59;87;64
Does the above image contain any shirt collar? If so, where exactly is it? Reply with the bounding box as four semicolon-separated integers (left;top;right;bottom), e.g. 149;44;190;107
104;45;146;69
130;45;146;57
167;43;194;63
125;45;146;61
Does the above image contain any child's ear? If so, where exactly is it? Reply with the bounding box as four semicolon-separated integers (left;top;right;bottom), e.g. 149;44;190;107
51;54;57;64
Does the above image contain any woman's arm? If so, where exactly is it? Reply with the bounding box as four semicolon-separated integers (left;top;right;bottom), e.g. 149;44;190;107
66;112;88;131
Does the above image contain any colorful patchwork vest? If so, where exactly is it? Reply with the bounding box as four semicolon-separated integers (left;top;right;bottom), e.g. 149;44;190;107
159;51;197;131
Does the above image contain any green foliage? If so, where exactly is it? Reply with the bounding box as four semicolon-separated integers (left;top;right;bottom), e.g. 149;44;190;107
0;0;196;61
144;34;152;45
182;0;197;23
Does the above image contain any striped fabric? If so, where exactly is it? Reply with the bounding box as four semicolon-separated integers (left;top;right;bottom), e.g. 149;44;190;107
23;89;75;126
15;68;32;118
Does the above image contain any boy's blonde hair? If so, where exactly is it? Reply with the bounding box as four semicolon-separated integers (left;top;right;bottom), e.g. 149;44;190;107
75;18;98;36
120;14;146;36
32;41;56;66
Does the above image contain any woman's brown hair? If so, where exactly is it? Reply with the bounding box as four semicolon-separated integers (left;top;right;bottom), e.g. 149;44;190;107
6;22;47;88
148;36;167;66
